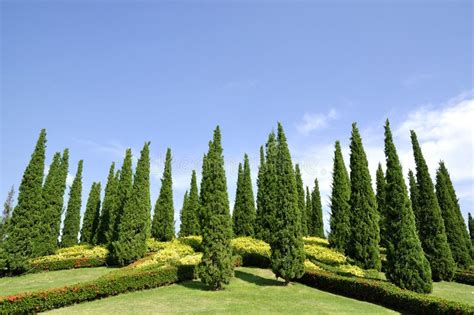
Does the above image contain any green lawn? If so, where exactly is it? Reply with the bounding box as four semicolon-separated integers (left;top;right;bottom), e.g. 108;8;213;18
0;267;112;296
46;267;397;314
432;281;474;306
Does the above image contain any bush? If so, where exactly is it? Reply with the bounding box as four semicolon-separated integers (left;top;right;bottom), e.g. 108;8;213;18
231;237;271;268
178;236;203;252
303;237;329;247
299;269;474;314
304;244;346;266
454;269;474;285
133;240;195;270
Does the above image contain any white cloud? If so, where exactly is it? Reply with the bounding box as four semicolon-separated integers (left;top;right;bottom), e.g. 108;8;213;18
296;109;337;135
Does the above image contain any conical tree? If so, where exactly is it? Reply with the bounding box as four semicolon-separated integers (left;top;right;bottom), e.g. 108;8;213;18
186;170;201;235
295;164;307;236
233;154;256;236
109;142;151;266
96;162;119;245
198;126;234;290
383;120;432;293
376;163;388;247
347;123;381;270
328;141;351;252
270;123;305;284
61;160;83;248
152;148;175;241
4;129;46;272
309;178;324;237
469;213;474;243
0;186;15;242
305;186;312;236
411;131;456;281
179;191;190;237
110;149;133;243
408;170;419;228
255;146;266;239
436;162;472;268
80;182;102;244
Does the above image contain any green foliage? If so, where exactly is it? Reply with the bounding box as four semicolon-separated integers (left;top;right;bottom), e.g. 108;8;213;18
0;186;14;243
4;129;46;272
375;163;387;247
408;170;419;227
178;235;203;252
383;120;432;293
328;141;351;253
61;160;83;248
198;126;234;290
347;123;381;270
80;182;102;245
309;178;324;237
469;212;474;242
436;162;473;269
232;154;256;237
231;237;271;267
411;131;456;281
270;123;305;283
295;164;307;236
109;142;151;266
305;244;347;266
95;162;119;245
152;148;175;241
454;269;474;285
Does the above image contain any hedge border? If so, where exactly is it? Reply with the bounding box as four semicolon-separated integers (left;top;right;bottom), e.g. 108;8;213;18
27;257;106;273
454;270;474;286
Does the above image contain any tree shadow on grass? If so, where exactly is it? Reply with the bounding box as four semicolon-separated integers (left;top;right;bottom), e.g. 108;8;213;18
179;280;213;291
234;270;284;286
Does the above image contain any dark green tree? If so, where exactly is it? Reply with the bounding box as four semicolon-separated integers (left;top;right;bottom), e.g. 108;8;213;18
469;213;474;243
186;170;201;235
4;130;46;272
109;142;151;266
411;130;456;281
375;163;388;247
347;123;381;270
436;162;472;268
232;154;256;236
61;160;83;248
179;190;190;236
408;170;419;228
295;164;307;236
96;162;119;245
152;148;175;241
270;123;305;284
0;186;15;242
383;120;432;293
255;146;266;239
328;141;351;252
309;178;325;237
80;182;102;244
305;186;312;236
198;126;234;290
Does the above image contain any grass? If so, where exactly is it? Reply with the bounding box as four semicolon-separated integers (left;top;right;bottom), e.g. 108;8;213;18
431;281;474;306
46;267;397;314
0;267;112;296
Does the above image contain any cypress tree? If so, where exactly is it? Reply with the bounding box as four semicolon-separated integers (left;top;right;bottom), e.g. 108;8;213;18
96;162;119;245
411;131;456;281
151;148;175;241
469;213;474;243
310;178;325;237
109;142;151;266
80;182;102;244
233;154;256;236
0;186;15;242
255;145;266;240
376;163;388;247
179;191;190;236
408;170;420;228
270;123;305;284
328;141;351;252
4;129;46;272
187;170;201;235
436;162;472;268
383;120;432;293
295;164;307;236
347;123;381;270
198;126;233;290
305;186;312;235
61;160;83;248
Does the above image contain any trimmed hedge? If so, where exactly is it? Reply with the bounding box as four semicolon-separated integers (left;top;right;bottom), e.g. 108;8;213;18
231;237;271;268
0;264;195;314
299;270;474;314
29;257;106;272
178;236;203;252
454;270;474;286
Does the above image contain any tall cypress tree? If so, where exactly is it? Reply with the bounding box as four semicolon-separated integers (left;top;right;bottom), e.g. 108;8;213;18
411;131;455;281
328;141;351;252
199;126;234;290
347;123;381;270
436;162;472;269
305;186;312;236
408;170;419;228
179;191;190;237
255;146;266;239
233;154;256;236
61;160;83;248
270;123;305;284
0;186;15;242
187;170;201;235
310;178;325;237
295;164;307;236
4;129;46;272
96;162;119;245
80;182;102;244
469;213;474;243
376;163;388;247
383;120;432;293
151;148;175;241
109;142;151;266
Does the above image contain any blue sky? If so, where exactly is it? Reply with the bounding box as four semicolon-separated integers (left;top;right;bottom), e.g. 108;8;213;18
1;1;473;232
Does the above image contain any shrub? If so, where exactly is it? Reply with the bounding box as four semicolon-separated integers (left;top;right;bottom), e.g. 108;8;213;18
303;237;329;247
231;237;271;268
454;269;474;285
146;239;194;255
178;236;203;252
304;244;346;266
304;260;324;273
299;269;474;314
134;240;195;270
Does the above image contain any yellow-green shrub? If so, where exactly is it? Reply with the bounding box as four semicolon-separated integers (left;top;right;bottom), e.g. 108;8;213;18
231;237;271;267
304;260;324;273
178;236;202;252
304;244;346;266
303;237;329;247
336;264;365;277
